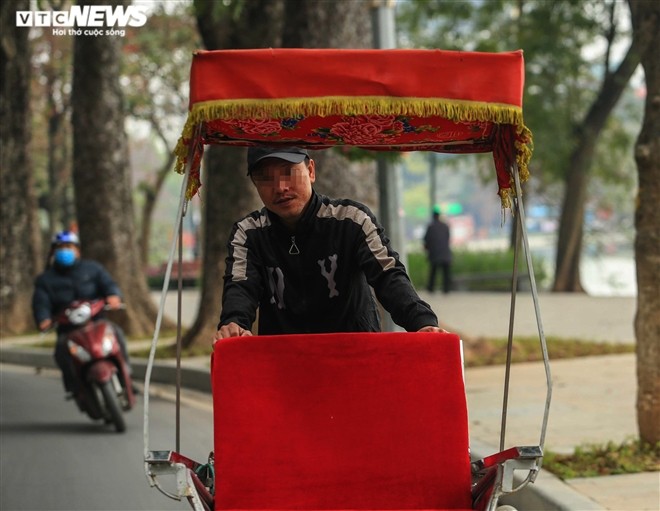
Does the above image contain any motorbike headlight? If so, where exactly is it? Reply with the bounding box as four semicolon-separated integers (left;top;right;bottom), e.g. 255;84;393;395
67;340;91;363
67;304;92;325
101;334;116;356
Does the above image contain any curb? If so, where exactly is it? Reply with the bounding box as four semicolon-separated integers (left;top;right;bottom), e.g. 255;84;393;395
132;358;212;394
0;346;57;369
0;347;212;394
1;346;605;511
469;439;604;510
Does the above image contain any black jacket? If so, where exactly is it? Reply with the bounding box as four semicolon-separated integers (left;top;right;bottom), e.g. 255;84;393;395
32;259;121;332
220;191;438;334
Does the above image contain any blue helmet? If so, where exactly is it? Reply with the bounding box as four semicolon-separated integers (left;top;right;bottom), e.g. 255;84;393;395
52;230;80;246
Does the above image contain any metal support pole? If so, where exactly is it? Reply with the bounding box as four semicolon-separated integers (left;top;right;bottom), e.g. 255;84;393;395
512;165;553;452
500;206;522;451
144;126;197;475
371;0;404;332
176;204;186;454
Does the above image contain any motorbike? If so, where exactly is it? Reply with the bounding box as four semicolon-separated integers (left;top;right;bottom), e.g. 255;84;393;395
54;299;135;433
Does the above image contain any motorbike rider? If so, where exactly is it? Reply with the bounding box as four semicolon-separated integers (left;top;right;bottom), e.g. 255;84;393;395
32;230;131;396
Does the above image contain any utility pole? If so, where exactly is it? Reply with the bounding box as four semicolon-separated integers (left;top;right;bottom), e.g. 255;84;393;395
371;0;405;332
429;152;438;213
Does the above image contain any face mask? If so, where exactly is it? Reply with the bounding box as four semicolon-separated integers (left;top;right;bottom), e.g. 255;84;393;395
54;248;77;267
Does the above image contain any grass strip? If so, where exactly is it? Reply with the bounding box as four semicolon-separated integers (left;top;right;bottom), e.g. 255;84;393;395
543;439;660;478
462;336;633;367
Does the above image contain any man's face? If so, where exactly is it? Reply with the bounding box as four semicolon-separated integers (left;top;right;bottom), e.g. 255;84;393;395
251;158;316;229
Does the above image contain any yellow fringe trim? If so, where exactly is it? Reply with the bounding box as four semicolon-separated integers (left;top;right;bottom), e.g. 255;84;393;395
516;124;533;184
500;188;512;210
182;95;523;134
495;123;533;209
173;96;533;203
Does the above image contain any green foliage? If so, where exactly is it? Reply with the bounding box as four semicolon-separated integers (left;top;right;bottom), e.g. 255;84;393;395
396;0;638;188
543;439;660;479
123;3;200;125
407;250;548;291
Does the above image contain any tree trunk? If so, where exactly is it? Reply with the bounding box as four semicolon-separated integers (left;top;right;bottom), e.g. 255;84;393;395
553;17;649;292
47;107;73;236
552;138;595;292
282;0;376;207
71;0;167;336
629;0;660;445
42;30;74;236
0;1;42;335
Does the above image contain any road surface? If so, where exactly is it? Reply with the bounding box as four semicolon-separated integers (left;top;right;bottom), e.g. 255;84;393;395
0;363;213;511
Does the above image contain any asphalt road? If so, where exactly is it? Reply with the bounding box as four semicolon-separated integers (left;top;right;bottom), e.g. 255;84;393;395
0;364;213;511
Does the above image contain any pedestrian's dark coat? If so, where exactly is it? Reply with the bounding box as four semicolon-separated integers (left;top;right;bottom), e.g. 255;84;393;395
424;218;452;264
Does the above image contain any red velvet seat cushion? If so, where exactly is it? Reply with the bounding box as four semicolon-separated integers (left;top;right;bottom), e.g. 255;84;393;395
212;332;472;510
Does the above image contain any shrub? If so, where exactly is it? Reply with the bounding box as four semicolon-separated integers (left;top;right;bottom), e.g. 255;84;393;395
407;249;548;291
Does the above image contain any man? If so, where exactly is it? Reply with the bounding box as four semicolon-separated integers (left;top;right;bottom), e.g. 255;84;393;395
216;146;445;340
32;231;130;394
424;206;452;294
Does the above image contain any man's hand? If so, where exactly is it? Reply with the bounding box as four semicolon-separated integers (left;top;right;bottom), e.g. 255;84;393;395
214;322;253;343
417;325;449;334
38;319;53;332
105;295;122;309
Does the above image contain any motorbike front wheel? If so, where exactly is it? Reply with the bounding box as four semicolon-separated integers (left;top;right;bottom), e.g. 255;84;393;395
99;380;126;433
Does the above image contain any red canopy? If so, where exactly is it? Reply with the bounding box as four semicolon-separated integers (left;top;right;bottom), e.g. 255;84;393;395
174;48;532;205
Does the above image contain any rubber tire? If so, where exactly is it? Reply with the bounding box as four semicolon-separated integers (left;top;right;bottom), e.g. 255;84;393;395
100;380;126;433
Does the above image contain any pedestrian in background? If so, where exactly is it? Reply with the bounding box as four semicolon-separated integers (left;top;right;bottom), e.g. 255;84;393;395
424;206;452;294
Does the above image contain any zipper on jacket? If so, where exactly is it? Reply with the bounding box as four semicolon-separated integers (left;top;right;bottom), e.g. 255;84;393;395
289;236;300;255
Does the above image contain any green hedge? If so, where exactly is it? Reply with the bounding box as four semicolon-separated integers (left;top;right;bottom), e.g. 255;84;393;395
406;250;548;291
146;250;548;292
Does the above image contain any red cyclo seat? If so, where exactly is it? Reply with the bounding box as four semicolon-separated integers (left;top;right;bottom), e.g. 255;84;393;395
211;332;472;511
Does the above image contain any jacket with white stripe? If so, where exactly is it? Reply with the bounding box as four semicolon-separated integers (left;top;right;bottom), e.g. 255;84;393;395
220;191;438;335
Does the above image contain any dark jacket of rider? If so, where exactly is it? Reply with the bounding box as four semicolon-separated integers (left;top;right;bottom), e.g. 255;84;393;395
32;259;121;333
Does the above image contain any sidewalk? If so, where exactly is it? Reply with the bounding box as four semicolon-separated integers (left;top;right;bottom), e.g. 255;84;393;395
419;291;657;511
2;291;657;511
418;290;637;344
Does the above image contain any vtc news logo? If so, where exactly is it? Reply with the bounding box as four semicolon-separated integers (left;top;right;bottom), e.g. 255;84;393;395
16;4;148;37
16;5;148;28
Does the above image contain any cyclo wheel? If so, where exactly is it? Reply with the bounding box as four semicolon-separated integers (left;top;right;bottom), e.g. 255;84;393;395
100;380;126;433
